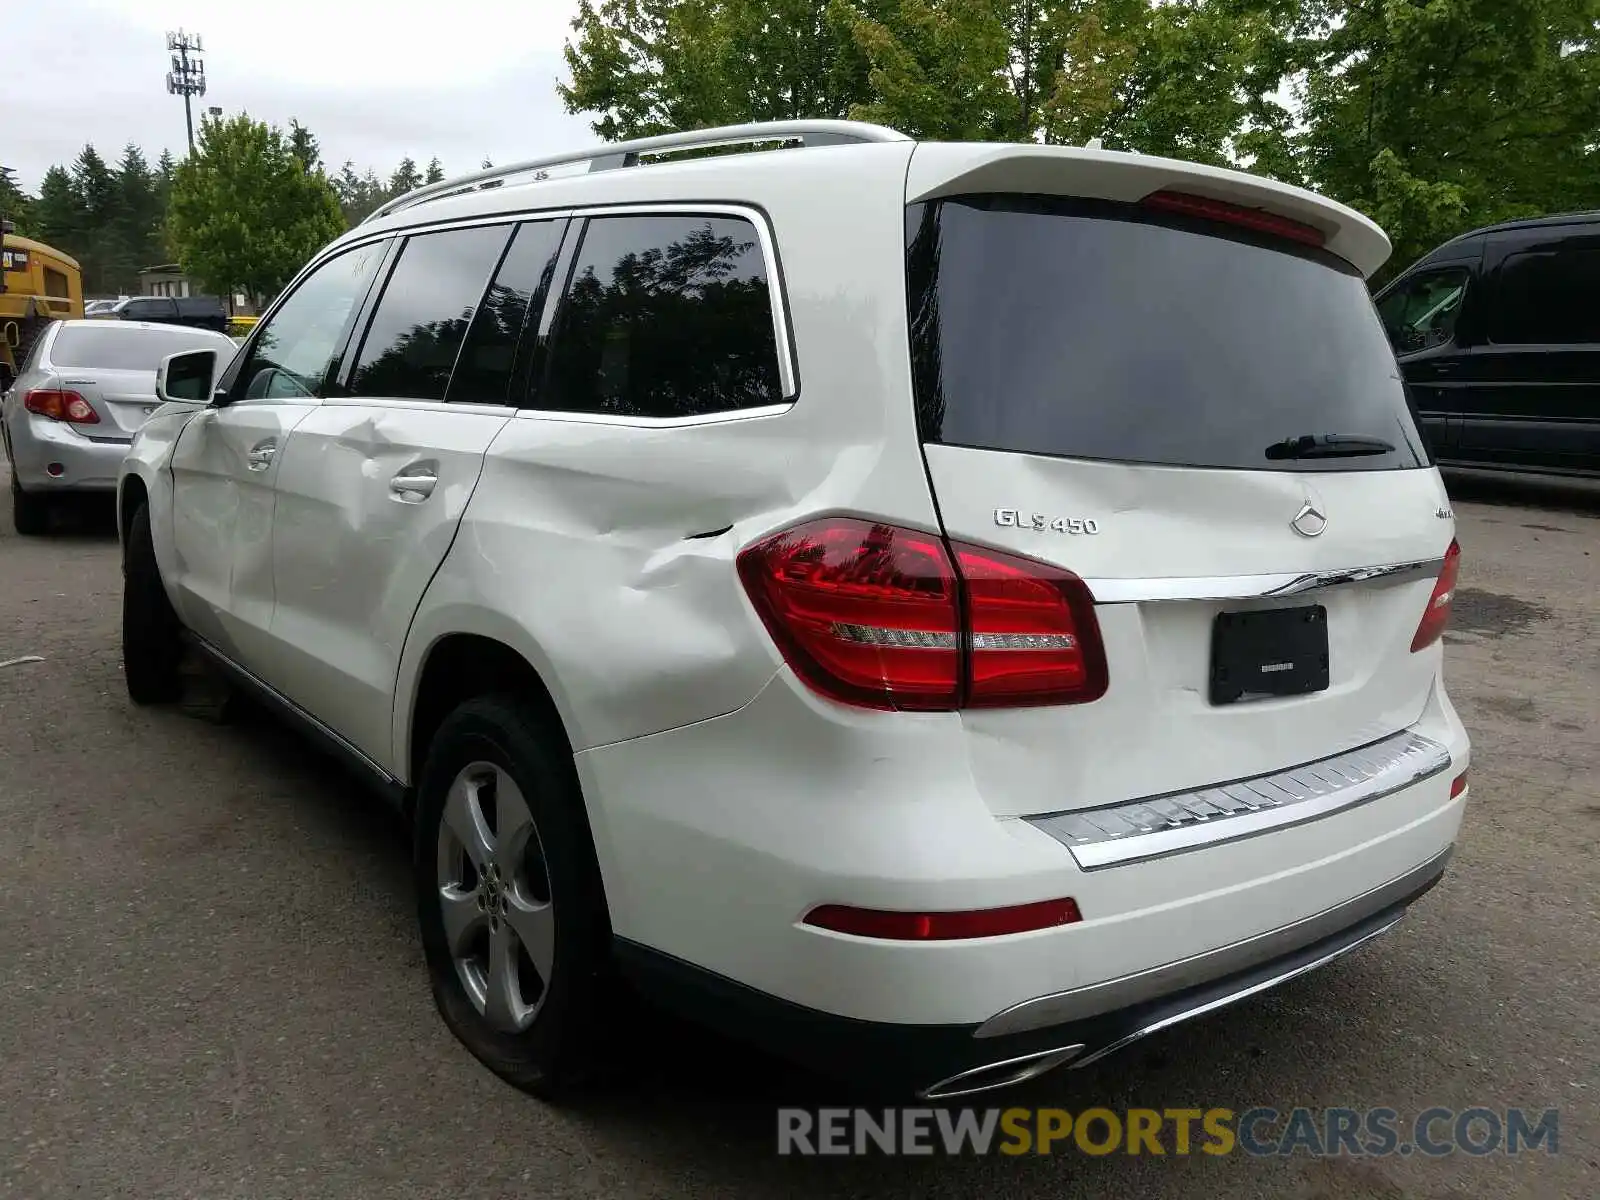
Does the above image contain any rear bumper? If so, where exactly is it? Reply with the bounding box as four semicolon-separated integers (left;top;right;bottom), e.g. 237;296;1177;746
615;846;1450;1098
578;665;1469;1024
5;413;130;491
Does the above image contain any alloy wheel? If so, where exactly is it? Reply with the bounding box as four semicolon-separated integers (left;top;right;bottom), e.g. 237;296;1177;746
435;761;555;1033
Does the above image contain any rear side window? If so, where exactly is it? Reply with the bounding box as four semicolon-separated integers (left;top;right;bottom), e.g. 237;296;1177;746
1488;244;1600;345
907;196;1429;472
348;224;512;402
123;298;176;320
446;220;565;405
49;324;229;370
543;213;783;419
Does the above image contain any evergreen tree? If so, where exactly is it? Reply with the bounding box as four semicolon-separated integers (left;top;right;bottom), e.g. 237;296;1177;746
33;165;85;264
289;119;323;175
0;166;32;236
389;157;422;197
114;144;163;290
70;145;118;293
425;157;446;184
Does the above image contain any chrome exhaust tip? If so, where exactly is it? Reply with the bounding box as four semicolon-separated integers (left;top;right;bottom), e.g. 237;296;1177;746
919;1044;1084;1100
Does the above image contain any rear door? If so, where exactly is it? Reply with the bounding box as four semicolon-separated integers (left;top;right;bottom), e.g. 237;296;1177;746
1462;226;1600;473
904;187;1454;815
262;219;564;767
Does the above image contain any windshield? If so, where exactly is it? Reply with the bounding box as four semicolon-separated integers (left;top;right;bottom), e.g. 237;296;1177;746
51;324;230;371
906;195;1429;472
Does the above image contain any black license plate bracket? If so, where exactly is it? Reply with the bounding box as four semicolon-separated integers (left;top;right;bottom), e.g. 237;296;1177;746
1209;605;1330;705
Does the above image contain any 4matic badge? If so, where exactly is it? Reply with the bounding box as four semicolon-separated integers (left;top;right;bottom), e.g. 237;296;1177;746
994;509;1101;535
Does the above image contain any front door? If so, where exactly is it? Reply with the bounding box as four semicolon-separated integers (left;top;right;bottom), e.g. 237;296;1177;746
167;239;389;667
1378;264;1474;463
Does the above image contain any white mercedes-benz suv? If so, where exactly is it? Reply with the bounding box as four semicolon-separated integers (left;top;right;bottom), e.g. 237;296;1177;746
118;120;1469;1100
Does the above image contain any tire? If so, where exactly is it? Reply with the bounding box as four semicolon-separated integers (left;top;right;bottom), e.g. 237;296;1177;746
122;502;184;704
415;695;614;1099
11;474;49;536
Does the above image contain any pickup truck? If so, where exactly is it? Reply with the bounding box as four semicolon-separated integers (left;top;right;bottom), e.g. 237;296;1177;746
101;294;230;333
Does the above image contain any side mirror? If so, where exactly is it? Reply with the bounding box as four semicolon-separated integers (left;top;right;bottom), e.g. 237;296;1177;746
2;321;19;349
157;348;219;404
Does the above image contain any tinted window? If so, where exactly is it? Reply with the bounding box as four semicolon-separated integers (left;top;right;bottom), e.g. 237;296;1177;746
1489;244;1600;345
545;214;782;418
348;224;511;402
49;323;231;371
1378;268;1469;355
123;298;175;320
908;196;1428;472
238;241;387;401
447;220;564;405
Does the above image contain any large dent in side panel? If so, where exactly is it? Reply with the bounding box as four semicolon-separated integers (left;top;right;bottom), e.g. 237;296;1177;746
443;413;877;754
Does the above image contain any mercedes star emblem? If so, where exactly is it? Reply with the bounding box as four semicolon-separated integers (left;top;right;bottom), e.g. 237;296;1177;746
1291;498;1328;538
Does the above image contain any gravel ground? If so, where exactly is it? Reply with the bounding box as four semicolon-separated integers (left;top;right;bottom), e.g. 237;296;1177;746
0;462;1595;1199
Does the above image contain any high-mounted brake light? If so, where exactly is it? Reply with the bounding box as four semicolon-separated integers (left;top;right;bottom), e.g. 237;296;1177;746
804;897;1083;940
736;517;1107;711
23;389;98;424
1141;190;1327;248
1410;539;1461;652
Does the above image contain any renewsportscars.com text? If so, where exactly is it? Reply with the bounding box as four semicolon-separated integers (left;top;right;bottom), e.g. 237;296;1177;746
776;1106;1560;1157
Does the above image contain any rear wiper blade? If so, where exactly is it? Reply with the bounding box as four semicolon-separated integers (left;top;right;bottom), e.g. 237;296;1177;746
1265;433;1397;460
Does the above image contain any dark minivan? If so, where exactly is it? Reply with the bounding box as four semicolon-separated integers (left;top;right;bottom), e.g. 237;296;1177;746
1375;211;1600;478
105;294;230;333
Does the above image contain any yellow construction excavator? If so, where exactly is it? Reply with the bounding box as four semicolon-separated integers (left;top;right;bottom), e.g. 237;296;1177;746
1;216;84;387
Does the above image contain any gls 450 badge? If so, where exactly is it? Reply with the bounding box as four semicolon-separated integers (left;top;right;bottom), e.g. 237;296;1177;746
994;508;1101;535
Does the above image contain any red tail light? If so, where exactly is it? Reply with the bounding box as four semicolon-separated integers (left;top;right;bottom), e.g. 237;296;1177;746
956;543;1108;706
1410;539;1461;652
735;518;960;710
1141;189;1327;248
1450;772;1468;799
804;897;1082;940
736;517;1107;711
23;389;98;424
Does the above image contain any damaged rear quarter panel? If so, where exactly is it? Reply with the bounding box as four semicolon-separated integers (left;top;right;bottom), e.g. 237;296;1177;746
392;148;939;763
406;411;844;755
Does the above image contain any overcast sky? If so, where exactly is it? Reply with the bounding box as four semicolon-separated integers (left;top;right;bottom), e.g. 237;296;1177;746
8;0;593;191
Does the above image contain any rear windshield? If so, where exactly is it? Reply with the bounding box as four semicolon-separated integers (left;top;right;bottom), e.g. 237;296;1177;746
50;324;228;371
906;195;1429;472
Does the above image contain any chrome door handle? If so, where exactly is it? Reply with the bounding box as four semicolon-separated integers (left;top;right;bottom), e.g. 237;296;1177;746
246;440;277;471
389;465;437;502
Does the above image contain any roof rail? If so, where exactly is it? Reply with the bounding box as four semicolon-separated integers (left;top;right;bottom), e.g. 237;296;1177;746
362;119;911;224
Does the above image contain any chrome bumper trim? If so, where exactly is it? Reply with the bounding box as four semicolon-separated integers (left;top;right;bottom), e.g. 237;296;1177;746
1027;728;1453;871
974;846;1451;1039
1084;557;1443;605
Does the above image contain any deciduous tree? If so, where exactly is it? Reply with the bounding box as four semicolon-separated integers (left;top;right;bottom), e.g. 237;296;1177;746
167;113;346;304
